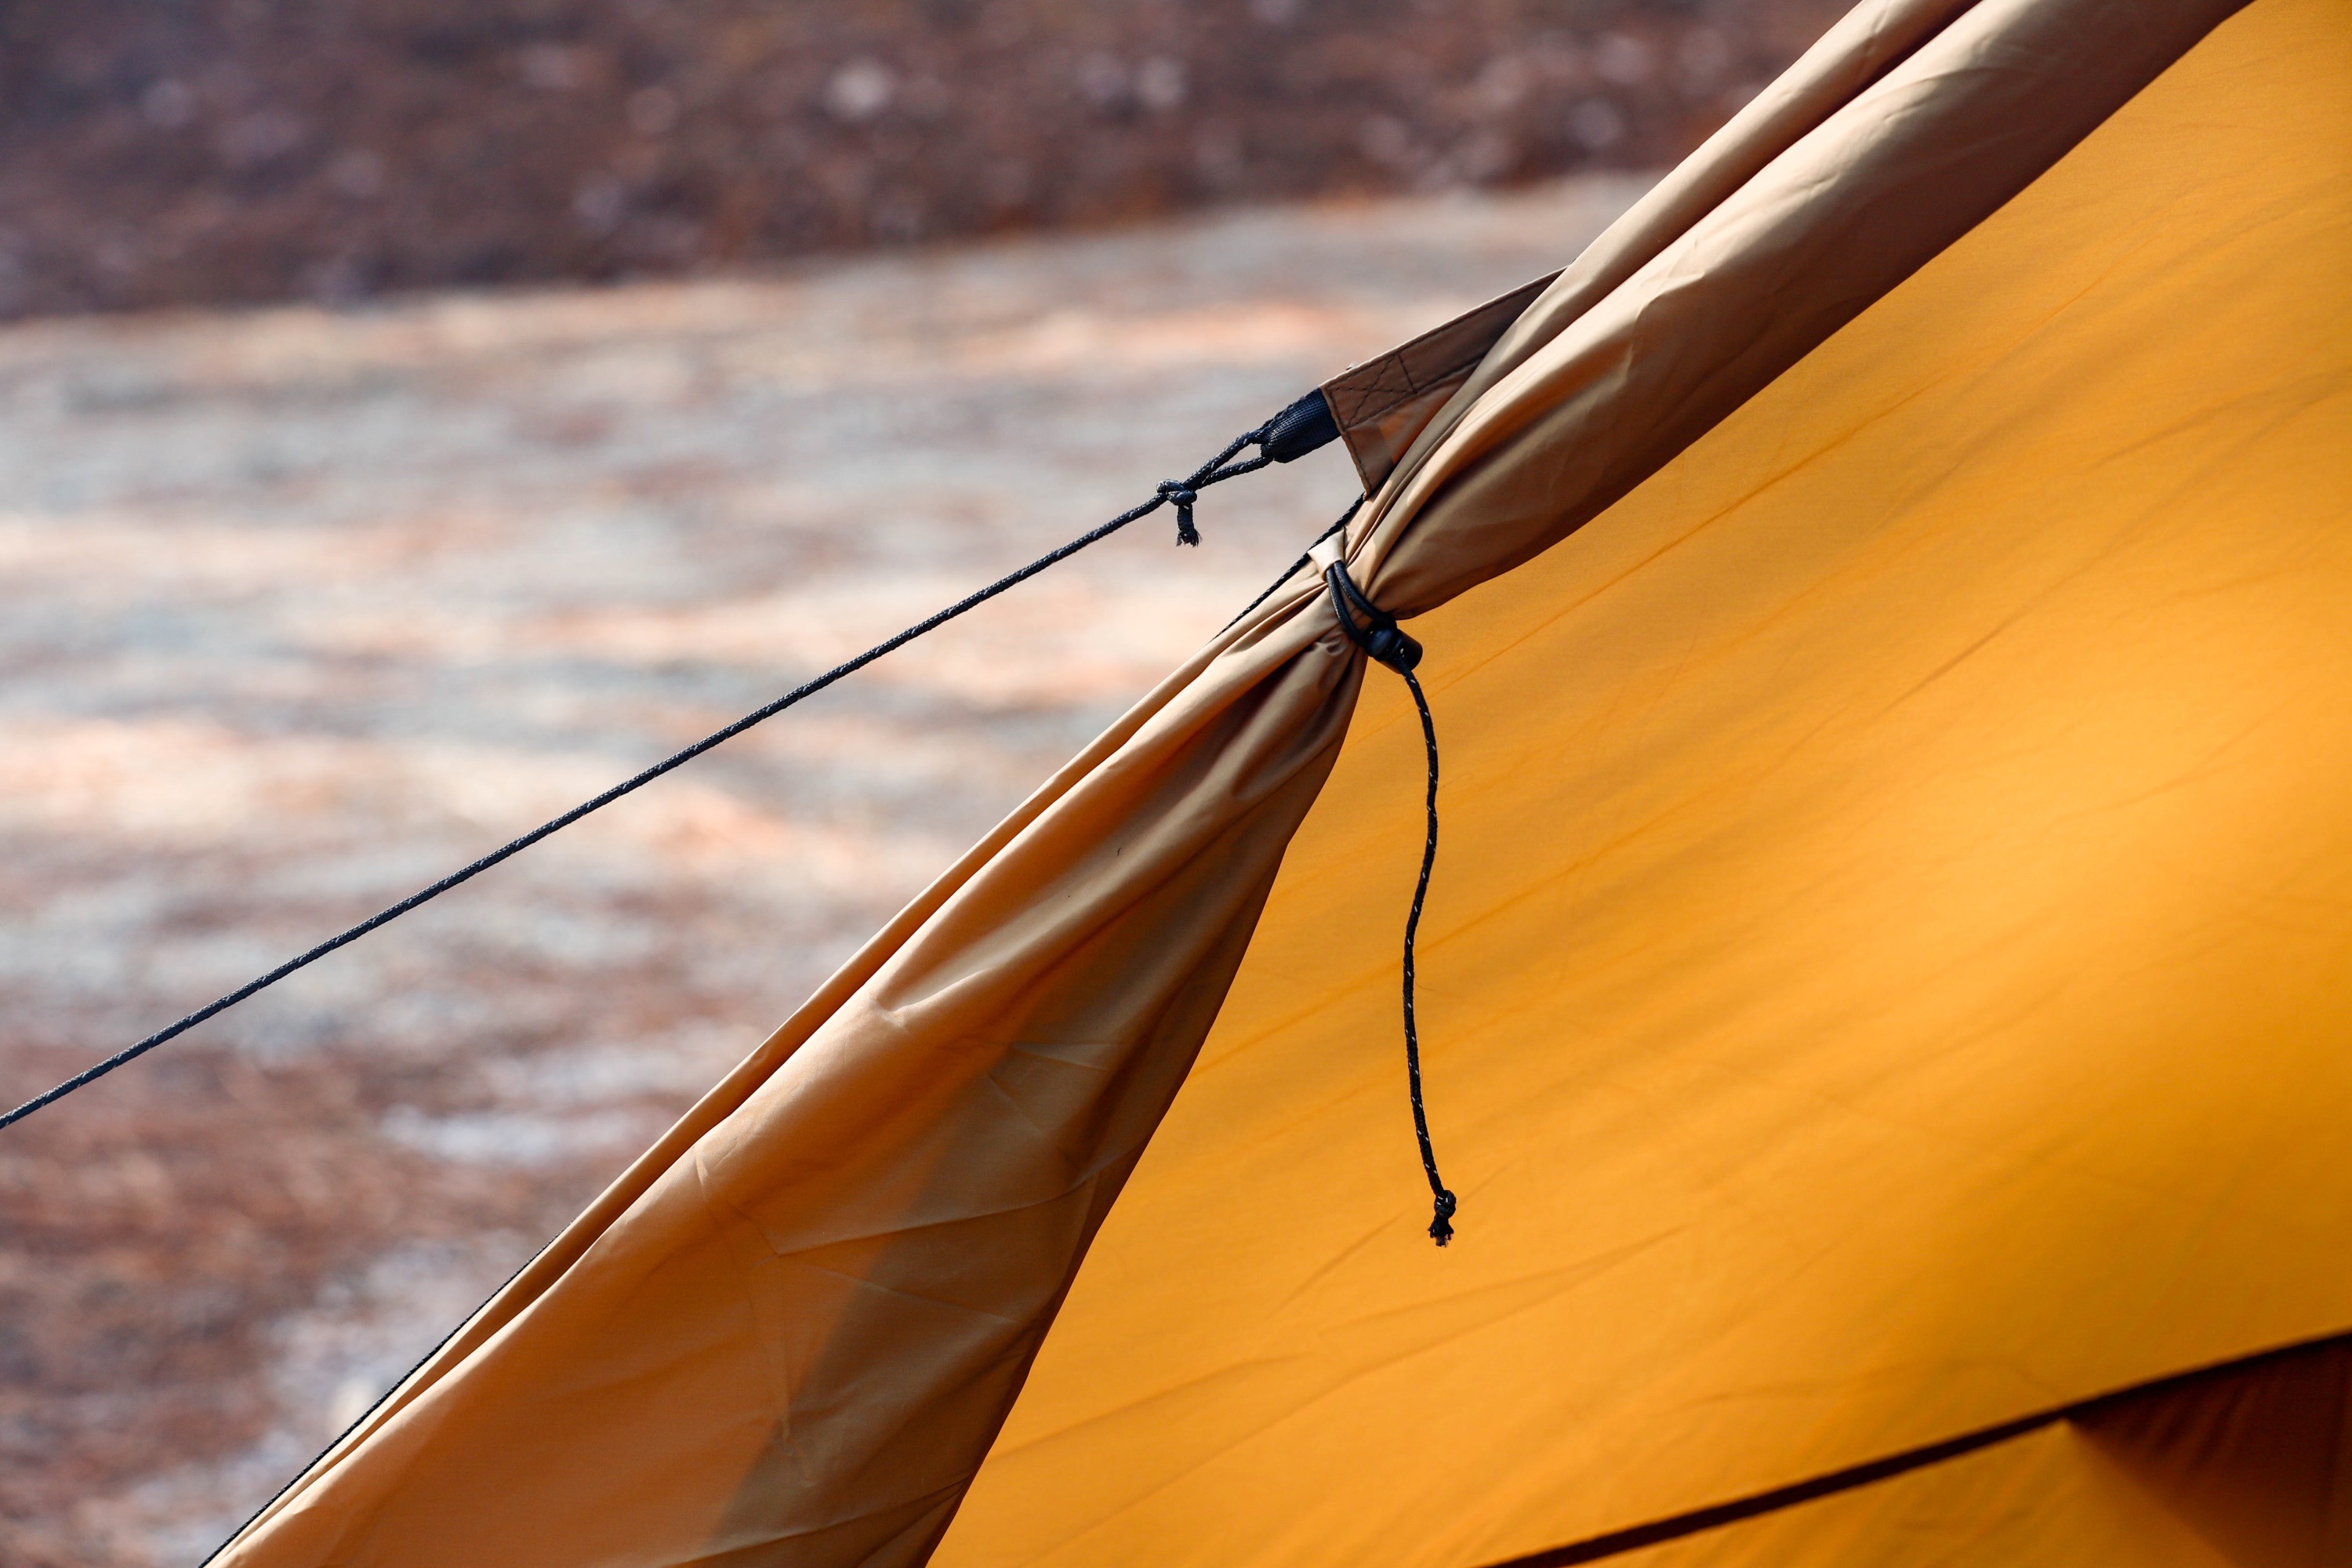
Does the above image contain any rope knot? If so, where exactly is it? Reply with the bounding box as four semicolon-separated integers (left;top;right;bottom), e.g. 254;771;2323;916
1158;482;1200;546
1429;1189;1458;1247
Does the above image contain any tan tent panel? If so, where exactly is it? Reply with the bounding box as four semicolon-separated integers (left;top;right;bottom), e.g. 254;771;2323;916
942;0;2352;1561
215;0;2342;1562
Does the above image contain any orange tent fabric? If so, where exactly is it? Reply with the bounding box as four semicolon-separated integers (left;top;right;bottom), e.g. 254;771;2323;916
944;0;2352;1559
213;0;2334;1561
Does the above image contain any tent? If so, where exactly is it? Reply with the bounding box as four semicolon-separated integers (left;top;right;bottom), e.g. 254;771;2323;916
216;0;2351;1561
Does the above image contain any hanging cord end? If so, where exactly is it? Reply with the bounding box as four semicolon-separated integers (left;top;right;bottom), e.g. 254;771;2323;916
1157;482;1200;546
1327;556;1461;1251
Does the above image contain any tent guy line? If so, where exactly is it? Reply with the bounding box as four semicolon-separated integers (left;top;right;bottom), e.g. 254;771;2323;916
0;388;1351;1136
1223;492;1365;633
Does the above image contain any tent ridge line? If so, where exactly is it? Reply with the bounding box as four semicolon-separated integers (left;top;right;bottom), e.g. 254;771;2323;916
1473;1409;2057;1567
1475;1324;2352;1567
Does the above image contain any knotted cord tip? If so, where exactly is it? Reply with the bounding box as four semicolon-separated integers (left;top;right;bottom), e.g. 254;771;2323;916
1159;482;1200;546
1429;1189;1458;1247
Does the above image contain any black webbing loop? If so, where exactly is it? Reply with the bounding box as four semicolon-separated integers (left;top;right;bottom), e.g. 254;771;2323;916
1324;559;1457;1246
1256;387;1342;465
0;405;1320;1136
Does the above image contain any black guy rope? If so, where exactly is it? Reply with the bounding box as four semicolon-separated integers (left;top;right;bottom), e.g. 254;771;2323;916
1;388;1350;1135
1324;557;1458;1246
1222;493;1363;633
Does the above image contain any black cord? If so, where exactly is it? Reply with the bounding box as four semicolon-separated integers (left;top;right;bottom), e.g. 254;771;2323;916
1323;560;1457;1246
0;426;1281;1134
1221;493;1363;635
1398;666;1456;1246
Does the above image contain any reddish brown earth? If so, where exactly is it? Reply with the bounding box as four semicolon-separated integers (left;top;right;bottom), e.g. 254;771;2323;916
0;0;1844;318
0;174;1648;1565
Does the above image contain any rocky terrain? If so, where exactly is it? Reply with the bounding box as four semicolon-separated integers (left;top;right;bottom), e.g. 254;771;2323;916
0;0;1841;317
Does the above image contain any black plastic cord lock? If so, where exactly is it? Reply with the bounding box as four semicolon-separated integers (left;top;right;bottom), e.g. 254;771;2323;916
1324;560;1423;673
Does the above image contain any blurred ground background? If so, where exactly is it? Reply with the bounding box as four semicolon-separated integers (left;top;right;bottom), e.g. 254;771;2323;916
0;0;1842;318
0;2;1846;1563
